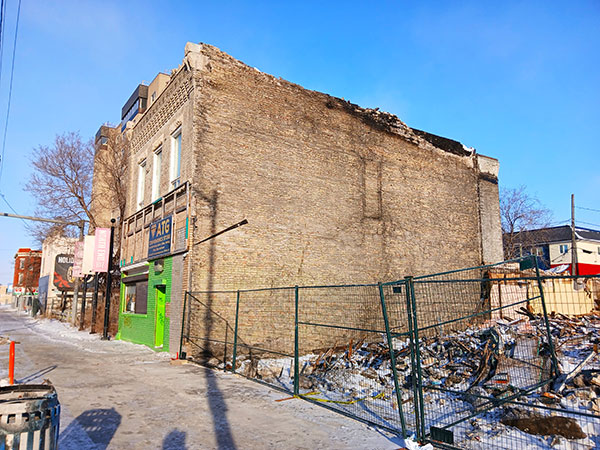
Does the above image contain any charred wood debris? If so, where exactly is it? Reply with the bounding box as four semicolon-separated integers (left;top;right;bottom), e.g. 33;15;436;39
236;311;600;441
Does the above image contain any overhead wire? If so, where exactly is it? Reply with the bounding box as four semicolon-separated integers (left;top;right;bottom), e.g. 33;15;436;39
576;206;600;214
0;0;6;185
0;191;27;225
0;0;21;186
577;220;600;229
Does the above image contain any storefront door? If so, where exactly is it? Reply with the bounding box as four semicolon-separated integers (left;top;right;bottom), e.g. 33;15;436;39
154;285;166;347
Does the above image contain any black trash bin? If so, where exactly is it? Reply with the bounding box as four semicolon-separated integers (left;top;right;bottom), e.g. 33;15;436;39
0;383;60;449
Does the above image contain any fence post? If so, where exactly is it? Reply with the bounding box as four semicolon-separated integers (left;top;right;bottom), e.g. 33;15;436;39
533;256;560;377
179;292;188;359
378;282;408;439
409;277;426;441
232;290;241;373
404;276;422;441
294;285;299;396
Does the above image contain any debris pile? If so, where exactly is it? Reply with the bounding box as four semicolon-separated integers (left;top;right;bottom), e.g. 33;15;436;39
235;313;600;447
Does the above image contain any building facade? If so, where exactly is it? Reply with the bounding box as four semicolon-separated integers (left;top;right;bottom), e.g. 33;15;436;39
508;225;600;275
96;42;504;354
12;248;42;296
38;235;78;312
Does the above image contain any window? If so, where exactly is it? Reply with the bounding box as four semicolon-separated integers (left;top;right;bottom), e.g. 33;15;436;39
559;244;569;254
19;258;24;269
18;273;23;285
152;147;162;201
170;128;182;188
151;91;157;103
124;281;148;314
137;159;146;209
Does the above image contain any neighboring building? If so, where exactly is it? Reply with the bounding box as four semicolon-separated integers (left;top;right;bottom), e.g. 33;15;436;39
94;42;503;353
507;225;600;275
38;235;78;311
13;248;42;296
91;124;124;230
0;284;12;305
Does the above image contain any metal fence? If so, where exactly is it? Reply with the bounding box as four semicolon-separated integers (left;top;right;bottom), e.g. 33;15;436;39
180;256;600;448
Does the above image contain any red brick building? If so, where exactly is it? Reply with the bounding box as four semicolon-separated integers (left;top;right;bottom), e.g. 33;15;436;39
13;248;42;295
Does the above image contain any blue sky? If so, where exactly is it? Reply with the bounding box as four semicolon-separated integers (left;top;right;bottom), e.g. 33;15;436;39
0;0;598;284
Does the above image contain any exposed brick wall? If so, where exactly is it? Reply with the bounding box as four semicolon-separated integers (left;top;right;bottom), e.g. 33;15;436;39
189;44;487;294
123;69;195;220
117;43;503;358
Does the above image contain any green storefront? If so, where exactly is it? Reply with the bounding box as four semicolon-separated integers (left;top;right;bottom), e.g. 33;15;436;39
116;215;176;352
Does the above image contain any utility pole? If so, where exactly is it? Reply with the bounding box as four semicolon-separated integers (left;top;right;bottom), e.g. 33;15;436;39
571;194;579;276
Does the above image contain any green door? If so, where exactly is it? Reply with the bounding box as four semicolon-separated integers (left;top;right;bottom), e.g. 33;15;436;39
155;285;166;347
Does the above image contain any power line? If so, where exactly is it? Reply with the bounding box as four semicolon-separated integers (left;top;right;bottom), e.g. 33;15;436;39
577;220;600;229
0;0;21;186
0;191;26;225
0;0;6;184
576;205;600;214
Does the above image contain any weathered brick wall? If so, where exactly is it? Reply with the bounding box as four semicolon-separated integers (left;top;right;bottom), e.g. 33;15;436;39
189;44;486;293
123;69;195;220
117;43;502;358
176;43;501;357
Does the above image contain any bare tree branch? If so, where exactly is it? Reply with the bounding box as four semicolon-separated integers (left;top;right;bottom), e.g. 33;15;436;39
501;186;553;260
25;132;96;242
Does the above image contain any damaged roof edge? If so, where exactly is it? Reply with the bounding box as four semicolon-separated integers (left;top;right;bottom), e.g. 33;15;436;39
411;128;474;157
187;42;481;160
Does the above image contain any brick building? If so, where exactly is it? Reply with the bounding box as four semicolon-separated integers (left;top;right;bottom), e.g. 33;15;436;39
13;248;42;296
96;42;503;354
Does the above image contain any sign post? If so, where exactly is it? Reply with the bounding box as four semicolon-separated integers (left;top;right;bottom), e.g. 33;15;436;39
102;219;116;340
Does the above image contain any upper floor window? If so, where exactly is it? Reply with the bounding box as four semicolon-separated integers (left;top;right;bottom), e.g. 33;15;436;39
18;273;23;285
137;159;147;210
559;244;569;254
170;128;182;188
19;258;24;269
152;147;162;201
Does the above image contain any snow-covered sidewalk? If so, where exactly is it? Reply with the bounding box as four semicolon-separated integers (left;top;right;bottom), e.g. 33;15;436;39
1;306;419;449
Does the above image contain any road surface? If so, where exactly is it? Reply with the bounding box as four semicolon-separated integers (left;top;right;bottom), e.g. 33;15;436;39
0;306;404;449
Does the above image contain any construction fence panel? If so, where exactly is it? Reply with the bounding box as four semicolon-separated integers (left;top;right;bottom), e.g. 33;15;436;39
179;259;600;448
182;290;238;369
403;258;600;449
296;283;407;436
232;287;296;393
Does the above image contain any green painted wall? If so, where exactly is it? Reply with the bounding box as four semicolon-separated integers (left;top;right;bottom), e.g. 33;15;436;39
117;257;173;352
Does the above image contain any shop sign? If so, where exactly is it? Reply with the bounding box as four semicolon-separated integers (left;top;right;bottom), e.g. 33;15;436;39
54;254;74;291
148;215;172;259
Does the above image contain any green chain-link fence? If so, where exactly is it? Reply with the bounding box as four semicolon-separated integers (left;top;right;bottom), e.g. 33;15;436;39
180;256;600;448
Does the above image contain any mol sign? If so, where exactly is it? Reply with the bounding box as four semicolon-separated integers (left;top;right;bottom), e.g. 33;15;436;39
148;215;172;259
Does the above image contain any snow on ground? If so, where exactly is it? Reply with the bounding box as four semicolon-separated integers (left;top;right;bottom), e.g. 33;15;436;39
1;306;427;449
231;314;600;449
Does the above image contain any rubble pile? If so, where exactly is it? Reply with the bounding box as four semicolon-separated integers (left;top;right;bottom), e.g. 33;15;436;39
235;313;600;447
